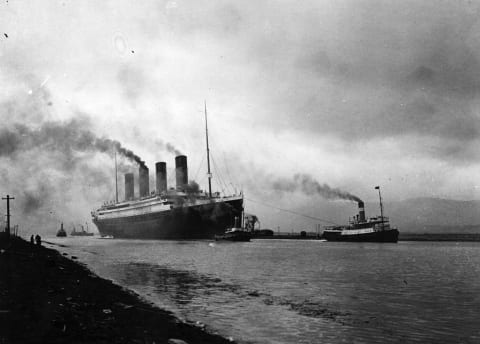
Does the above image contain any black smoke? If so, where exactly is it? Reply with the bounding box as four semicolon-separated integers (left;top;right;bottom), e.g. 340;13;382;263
184;180;200;194
0;108;147;233
272;173;362;202
0;119;146;167
155;139;183;156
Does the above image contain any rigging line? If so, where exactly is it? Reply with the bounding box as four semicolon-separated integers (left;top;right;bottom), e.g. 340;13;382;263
209;153;223;190
222;152;238;191
211;154;231;195
193;154;206;182
215;160;229;195
197;174;207;191
245;198;340;226
212;159;226;195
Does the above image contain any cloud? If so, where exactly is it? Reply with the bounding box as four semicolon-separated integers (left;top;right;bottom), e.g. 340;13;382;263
0;0;479;233
229;0;480;164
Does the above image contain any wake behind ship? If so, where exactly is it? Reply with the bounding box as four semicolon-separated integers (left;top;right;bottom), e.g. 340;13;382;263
92;106;243;239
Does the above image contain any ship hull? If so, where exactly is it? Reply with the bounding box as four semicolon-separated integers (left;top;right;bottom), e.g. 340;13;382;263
215;231;251;242
323;228;399;243
93;198;243;239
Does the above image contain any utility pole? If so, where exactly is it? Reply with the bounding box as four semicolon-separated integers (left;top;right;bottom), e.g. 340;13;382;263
2;195;14;236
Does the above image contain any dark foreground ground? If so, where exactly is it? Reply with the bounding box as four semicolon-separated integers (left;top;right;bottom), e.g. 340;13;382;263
0;234;235;344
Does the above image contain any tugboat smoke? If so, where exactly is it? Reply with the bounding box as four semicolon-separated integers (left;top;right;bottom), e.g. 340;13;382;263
272;173;362;202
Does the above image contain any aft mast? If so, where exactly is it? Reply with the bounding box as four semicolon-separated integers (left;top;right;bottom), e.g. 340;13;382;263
114;150;118;204
375;186;384;230
205;101;212;198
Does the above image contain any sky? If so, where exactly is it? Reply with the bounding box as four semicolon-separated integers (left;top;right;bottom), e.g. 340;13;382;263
1;0;479;232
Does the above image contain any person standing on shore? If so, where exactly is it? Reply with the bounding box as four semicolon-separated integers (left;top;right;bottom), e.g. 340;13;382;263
30;235;34;245
35;234;41;246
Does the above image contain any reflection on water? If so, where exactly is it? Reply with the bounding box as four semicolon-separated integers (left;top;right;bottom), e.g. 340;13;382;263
48;238;480;344
118;262;239;306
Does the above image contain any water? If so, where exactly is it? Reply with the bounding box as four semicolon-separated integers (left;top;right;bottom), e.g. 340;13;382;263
46;238;480;343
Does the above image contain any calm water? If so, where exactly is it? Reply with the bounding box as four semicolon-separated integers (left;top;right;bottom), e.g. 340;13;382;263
46;238;480;344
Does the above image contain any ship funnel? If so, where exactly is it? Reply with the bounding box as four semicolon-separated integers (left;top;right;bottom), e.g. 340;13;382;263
175;155;188;191
156;162;167;194
125;173;134;200
139;166;149;197
358;201;366;222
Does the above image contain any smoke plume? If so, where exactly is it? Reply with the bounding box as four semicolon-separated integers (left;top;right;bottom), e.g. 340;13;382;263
184;180;200;194
0;107;147;234
272;173;362;202
0;119;146;167
155;139;183;156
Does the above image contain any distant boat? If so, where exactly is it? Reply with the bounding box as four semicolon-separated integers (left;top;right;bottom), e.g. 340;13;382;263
71;223;94;237
215;216;252;242
56;223;67;237
99;235;114;239
323;186;399;243
215;227;251;242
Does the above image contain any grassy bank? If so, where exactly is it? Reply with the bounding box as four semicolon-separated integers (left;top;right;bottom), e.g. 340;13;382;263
0;234;234;344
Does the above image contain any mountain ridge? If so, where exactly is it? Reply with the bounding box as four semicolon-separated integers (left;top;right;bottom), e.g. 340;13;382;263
370;197;480;233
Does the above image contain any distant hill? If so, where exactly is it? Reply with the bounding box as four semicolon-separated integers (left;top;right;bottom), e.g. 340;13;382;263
369;198;480;233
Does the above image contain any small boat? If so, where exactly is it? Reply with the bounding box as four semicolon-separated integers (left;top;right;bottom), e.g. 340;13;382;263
214;216;251;242
99;235;114;239
56;223;67;237
215;227;251;242
71;223;94;237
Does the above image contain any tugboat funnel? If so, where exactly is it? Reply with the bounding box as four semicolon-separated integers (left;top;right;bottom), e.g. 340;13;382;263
358;201;366;222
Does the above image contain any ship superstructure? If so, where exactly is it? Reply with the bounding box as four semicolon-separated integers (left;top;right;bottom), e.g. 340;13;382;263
91;105;244;239
322;187;399;242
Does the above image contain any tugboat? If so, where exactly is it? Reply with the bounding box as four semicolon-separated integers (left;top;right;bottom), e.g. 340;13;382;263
322;186;399;243
70;223;94;237
56;223;67;237
215;216;252;242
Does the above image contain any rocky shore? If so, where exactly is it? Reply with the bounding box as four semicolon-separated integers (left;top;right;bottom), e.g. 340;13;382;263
0;234;235;344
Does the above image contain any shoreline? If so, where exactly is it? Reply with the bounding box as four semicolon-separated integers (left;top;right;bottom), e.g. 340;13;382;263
254;233;480;242
0;235;235;344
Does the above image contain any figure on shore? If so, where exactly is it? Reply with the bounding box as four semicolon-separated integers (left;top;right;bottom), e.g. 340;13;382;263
30;235;34;245
35;234;41;246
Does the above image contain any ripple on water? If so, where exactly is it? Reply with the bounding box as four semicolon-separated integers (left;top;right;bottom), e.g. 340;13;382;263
47;238;480;344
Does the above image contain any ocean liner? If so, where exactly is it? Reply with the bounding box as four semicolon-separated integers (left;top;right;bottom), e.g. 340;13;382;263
91;106;244;239
322;187;399;242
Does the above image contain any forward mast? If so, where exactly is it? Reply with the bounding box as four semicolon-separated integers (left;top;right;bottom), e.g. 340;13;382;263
205;101;212;198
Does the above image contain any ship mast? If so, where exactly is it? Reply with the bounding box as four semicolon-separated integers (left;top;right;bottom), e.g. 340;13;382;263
114;150;118;204
375;186;384;230
205;101;212;198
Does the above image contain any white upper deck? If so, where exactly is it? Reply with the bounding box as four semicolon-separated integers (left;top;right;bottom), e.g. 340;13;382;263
93;194;243;220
